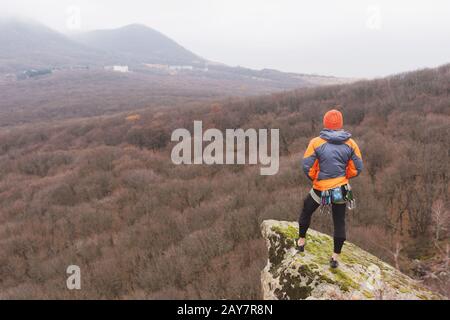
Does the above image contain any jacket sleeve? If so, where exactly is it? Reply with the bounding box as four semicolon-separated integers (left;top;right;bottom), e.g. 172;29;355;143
302;139;319;181
346;139;363;179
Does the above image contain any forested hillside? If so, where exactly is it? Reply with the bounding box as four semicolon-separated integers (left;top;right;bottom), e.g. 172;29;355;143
0;64;448;298
0;18;351;127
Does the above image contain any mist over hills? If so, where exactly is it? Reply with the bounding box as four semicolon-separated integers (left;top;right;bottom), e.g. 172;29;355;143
72;24;205;66
0;18;349;85
0;18;353;126
0;18;109;72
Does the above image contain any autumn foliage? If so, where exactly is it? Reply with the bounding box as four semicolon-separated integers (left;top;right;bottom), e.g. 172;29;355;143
0;65;448;298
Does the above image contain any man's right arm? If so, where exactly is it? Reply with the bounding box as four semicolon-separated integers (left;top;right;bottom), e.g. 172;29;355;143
302;139;318;181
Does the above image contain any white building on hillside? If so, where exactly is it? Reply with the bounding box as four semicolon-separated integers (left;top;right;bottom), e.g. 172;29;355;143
105;65;129;73
169;65;193;71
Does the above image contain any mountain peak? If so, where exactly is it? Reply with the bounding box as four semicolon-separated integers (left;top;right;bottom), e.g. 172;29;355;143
261;220;445;300
73;23;204;65
0;17;107;72
0;16;58;34
118;23;153;30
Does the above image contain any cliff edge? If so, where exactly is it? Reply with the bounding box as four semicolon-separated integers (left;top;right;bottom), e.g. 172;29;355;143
261;220;445;300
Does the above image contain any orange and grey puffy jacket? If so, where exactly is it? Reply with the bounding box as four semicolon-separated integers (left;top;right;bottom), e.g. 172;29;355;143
302;129;363;191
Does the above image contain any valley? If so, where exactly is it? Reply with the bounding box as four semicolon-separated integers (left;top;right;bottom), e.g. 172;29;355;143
0;63;448;298
0;14;448;300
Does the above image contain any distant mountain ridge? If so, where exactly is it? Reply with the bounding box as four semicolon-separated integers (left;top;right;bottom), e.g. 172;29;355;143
0;18;109;72
72;24;205;66
0;18;351;88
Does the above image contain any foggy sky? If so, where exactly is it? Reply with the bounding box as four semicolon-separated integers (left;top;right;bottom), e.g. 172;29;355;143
2;0;450;78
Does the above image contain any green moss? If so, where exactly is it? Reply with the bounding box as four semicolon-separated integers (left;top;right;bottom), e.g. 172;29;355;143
329;268;360;292
303;240;331;265
275;262;339;299
340;251;359;265
398;287;410;294
276;264;314;299
363;291;375;299
272;225;298;240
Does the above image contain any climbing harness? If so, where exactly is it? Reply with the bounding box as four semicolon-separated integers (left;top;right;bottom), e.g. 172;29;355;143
316;184;356;214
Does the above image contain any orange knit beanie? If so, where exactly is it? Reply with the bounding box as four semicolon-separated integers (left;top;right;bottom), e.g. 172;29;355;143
323;109;343;130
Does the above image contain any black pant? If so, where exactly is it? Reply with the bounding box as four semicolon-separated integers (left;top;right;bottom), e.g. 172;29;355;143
298;189;346;254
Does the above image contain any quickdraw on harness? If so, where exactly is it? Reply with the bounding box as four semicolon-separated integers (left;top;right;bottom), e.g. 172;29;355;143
311;184;356;214
319;189;333;214
344;184;356;210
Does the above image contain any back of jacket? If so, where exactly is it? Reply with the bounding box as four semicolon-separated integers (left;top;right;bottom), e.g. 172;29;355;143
302;129;363;191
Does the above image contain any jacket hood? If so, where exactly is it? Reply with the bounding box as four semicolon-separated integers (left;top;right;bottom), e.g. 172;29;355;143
320;129;351;144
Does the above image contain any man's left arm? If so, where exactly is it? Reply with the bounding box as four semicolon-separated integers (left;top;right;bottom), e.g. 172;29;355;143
346;139;363;178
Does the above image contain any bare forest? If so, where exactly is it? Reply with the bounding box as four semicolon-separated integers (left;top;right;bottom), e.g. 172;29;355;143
0;64;448;299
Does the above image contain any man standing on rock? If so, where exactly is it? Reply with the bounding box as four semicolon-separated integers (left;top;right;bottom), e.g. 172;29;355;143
298;109;363;268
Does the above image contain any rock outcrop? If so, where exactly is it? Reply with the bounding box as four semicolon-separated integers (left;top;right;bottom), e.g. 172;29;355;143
261;220;445;300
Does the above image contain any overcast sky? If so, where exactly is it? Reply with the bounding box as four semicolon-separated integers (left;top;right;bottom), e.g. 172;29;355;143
2;0;450;78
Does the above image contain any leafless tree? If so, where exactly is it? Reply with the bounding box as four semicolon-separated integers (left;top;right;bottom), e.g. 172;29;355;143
431;199;448;241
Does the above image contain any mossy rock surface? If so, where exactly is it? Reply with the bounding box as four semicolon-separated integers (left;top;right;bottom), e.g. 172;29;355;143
261;220;446;300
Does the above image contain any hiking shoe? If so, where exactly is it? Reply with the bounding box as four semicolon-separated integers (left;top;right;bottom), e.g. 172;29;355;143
330;258;339;269
296;239;305;252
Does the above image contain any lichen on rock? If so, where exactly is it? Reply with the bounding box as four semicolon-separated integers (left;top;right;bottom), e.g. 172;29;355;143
261;220;446;300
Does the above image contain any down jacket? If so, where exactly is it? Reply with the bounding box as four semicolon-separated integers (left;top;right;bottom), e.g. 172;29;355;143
302;129;363;191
